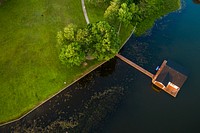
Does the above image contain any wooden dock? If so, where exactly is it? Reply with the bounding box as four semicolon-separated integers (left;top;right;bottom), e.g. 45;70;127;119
152;60;167;82
152;60;180;97
116;54;154;79
116;54;187;97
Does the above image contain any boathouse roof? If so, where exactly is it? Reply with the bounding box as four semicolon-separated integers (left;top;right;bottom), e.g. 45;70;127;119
152;60;188;97
156;60;188;88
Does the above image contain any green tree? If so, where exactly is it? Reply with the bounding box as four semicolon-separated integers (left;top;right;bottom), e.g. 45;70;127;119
63;23;77;42
118;3;133;33
88;21;120;60
57;31;64;46
59;42;86;66
57;21;120;66
138;0;158;19
104;0;120;23
129;3;141;23
76;28;89;43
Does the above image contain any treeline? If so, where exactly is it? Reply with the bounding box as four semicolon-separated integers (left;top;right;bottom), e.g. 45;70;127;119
57;21;119;67
101;0;180;35
57;0;180;67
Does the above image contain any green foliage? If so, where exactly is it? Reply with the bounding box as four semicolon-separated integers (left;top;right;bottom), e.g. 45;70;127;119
87;21;120;60
63;23;77;42
76;28;89;44
57;31;64;45
58;21;120;66
138;0;158;19
104;0;136;31
104;0;180;36
59;42;86;66
118;3;133;25
133;0;180;36
104;0;120;22
129;3;141;23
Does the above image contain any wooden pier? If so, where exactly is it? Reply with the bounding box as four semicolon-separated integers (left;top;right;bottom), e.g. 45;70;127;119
116;54;187;97
152;60;167;82
116;54;154;79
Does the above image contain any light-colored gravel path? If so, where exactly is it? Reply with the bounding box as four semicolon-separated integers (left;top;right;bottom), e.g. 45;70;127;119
81;0;90;24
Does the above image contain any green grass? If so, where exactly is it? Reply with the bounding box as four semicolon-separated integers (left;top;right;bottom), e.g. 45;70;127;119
85;1;108;23
0;0;98;123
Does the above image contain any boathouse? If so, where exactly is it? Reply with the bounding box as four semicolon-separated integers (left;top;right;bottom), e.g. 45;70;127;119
116;54;188;97
152;60;188;97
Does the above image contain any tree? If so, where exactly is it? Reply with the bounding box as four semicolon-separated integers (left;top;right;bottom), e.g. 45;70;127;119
57;31;64;46
104;0;120;23
76;28;91;53
87;21;120;60
138;0;158;19
129;3;141;23
118;3;133;33
76;28;89;43
59;42;86;66
58;23;86;67
104;1;136;33
63;23;77;42
57;21;120;67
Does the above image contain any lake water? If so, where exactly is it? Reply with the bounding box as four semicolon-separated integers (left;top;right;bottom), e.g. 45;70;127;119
0;0;200;132
103;0;200;132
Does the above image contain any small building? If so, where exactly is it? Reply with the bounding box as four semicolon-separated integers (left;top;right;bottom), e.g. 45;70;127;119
116;54;188;97
152;60;188;97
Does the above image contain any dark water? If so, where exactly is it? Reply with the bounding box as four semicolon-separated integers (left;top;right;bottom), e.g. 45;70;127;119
104;0;200;132
1;0;200;132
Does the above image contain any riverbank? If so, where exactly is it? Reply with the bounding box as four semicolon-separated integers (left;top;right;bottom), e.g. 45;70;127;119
0;0;181;124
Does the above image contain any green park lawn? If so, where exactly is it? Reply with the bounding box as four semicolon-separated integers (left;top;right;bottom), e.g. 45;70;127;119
0;0;100;123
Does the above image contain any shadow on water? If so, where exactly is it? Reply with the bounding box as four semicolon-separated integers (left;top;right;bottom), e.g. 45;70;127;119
96;58;117;77
151;84;162;93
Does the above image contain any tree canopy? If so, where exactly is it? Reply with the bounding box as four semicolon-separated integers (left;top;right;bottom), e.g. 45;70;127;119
87;21;120;60
57;21;120;67
59;42;86;67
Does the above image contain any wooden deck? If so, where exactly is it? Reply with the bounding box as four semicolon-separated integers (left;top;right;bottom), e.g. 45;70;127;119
116;54;185;97
152;60;179;97
152;60;167;82
116;54;154;79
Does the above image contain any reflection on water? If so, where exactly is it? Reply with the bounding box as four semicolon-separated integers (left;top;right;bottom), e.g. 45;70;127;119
151;84;162;93
95;58;117;77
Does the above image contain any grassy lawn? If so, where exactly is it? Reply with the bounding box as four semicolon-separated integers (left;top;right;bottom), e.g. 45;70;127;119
85;1;107;23
0;0;99;123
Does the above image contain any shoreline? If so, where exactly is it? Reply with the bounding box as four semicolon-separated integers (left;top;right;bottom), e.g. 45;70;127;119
0;0;181;126
0;28;134;127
